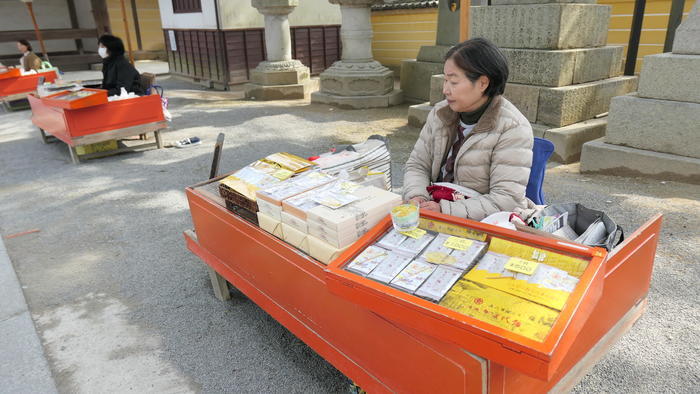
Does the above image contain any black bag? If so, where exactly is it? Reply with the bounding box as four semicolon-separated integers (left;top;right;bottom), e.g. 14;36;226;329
541;203;624;251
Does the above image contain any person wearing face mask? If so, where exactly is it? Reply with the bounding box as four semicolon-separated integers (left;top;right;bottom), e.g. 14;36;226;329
403;37;533;221
97;34;144;96
17;39;42;71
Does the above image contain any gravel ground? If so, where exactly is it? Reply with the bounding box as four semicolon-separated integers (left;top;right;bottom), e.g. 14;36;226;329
0;77;698;393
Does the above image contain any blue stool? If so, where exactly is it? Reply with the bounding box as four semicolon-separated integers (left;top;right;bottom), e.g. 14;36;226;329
526;137;554;205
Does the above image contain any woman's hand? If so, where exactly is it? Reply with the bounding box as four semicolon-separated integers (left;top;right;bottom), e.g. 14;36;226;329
408;196;427;206
420;200;441;212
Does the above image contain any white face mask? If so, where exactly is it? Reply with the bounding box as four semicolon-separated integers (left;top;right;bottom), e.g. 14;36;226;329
98;47;108;59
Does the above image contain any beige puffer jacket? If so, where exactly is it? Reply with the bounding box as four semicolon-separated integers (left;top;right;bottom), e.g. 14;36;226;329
403;95;533;221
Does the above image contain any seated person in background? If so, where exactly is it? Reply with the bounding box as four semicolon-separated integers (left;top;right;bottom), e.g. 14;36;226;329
403;37;534;221
17;39;42;71
97;34;144;96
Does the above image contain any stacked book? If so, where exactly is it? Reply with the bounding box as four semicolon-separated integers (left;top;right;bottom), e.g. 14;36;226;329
312;136;392;190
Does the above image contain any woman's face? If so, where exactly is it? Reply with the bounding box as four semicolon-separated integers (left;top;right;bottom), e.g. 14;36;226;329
442;57;490;113
17;42;28;53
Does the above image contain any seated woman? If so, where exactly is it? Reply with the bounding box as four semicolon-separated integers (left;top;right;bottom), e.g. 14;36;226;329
403;38;533;221
97;34;144;96
17;39;42;71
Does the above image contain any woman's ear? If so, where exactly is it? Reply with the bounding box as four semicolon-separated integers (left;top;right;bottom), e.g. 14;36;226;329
478;75;490;94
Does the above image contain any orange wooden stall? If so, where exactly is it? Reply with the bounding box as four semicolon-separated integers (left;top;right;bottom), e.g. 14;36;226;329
28;91;167;163
0;69;58;98
184;177;661;393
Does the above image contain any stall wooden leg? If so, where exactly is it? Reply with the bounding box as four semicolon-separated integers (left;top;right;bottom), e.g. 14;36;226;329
68;144;80;164
38;128;50;144
154;130;164;149
207;266;231;301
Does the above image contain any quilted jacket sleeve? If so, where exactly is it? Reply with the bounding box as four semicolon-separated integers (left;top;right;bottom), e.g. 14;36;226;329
439;121;533;220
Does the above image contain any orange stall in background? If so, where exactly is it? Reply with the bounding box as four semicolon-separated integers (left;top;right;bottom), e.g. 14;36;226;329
0;69;58;98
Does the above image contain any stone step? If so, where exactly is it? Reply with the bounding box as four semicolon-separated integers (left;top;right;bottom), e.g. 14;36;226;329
471;4;610;50
505;76;638;127
605;94;700;159
672;1;699;55
408;102;433;127
417;45;452;63
311;89;403;109
429;74;444;105
532;118;607;163
638;53;700;104
503;46;623;87
580;138;700;184
400;60;445;103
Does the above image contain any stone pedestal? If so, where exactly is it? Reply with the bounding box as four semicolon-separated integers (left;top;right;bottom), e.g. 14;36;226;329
400;0;461;102
467;1;637;163
311;0;402;108
581;2;700;183
244;0;312;100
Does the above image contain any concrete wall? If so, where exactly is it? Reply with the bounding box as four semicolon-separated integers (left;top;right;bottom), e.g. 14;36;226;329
109;0;165;52
158;0;218;29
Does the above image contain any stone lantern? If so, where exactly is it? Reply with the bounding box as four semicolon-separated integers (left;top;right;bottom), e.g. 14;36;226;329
311;0;402;108
244;0;312;100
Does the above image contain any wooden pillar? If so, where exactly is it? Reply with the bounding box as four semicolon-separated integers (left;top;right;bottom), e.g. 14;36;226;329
66;0;85;54
91;0;111;36
459;0;470;42
130;0;143;51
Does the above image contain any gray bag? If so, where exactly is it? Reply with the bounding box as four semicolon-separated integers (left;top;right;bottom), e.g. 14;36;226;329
541;203;624;251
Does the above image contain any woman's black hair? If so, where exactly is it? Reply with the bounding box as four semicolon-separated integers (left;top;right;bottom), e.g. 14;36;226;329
98;34;125;57
18;39;32;52
445;37;509;97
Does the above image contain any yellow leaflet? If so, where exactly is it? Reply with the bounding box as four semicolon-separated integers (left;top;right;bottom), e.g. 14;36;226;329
272;169;294;180
505;257;539;275
488;237;589;278
401;228;427;239
418;218;487;241
424;252;457;265
464;268;570;311
440;280;559;342
443;236;473;251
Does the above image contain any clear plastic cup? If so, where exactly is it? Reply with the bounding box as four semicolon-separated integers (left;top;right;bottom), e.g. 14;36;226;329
391;203;419;233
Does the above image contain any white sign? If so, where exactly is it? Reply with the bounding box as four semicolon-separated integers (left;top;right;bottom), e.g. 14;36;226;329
168;30;177;52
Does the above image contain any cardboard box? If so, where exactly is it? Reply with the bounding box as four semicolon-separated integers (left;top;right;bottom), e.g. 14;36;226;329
307;217;377;249
281;211;308;234
307;186;401;233
281;223;310;254
308;235;349;265
257;197;282;221
75;139;117;155
257;212;283;239
256;171;334;207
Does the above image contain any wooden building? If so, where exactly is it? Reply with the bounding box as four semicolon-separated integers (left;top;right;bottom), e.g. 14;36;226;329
0;0;165;71
158;0;342;88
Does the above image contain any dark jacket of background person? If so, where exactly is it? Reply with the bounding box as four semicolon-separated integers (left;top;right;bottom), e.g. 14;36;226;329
101;55;144;96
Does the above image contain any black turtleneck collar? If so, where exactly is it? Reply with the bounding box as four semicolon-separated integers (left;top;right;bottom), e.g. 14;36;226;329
459;96;493;125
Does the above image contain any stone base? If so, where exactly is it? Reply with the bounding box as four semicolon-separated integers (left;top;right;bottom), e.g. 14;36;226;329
245;81;316;101
311;89;403;109
580;138;700;184
400;59;444;103
408;102;433;127
672;3;699;55
318;61;394;97
503;46;623;87
471;4;610;50
637;53;700;104
604;94;700;159
250;61;310;86
532;117;607;163
505;76;638;127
